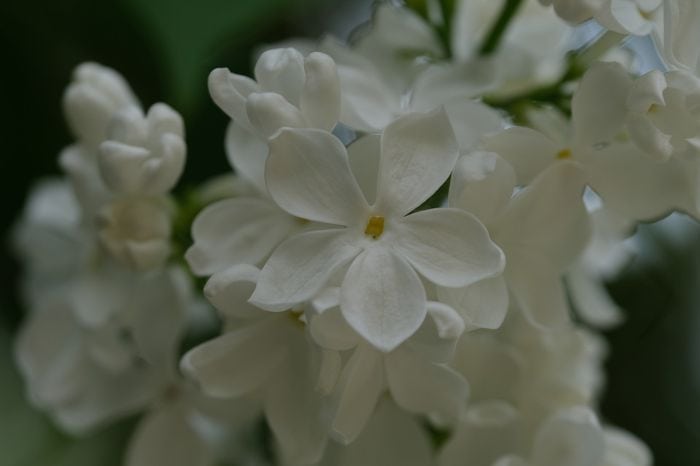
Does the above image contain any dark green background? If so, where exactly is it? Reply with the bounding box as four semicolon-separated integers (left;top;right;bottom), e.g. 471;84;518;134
0;1;698;464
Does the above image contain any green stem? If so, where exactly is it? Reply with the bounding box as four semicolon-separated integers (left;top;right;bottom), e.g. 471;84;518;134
478;0;525;56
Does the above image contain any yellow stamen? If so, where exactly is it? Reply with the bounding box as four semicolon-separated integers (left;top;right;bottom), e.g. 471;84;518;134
556;148;572;160
364;216;385;239
638;7;653;20
648;103;660;114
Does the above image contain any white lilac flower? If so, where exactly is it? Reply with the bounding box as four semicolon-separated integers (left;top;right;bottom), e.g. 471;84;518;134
208;47;340;191
181;264;330;464
98;103;186;196
14;266;189;433
483;62;697;221
186;48;340;276
444;152;591;328
308;288;467;443
249;109;504;351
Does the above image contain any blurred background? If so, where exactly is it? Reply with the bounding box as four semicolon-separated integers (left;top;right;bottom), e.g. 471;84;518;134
0;1;698;465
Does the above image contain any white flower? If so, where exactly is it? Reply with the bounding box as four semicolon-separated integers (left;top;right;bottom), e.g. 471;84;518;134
208;48;340;191
483;62;698;221
98;103;186;196
97;197;172;271
444;152;591;328
309;290;467;443
181;264;329;464
249;109;504;351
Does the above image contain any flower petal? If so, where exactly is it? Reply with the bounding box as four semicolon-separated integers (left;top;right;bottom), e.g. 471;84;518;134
494;161;591;270
180;317;287;398
438;275;509;330
224;122;268;193
126;403;213;466
375;108;459;215
395;208;505;288
246;92;306;139
208;68;258;130
185;197;296;276
385;345;468;422
300;52;340;131
572;62;632;148
266;128;369;225
532;407;605;466
483;127;559;185
254;48;305;105
203;264;261;319
251;229;362;311
448;151;516;226
336;65;399;132
340;248;427;352
330;344;385;444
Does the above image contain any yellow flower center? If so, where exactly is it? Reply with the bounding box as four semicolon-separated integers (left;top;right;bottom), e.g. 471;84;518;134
556;148;572;160
364;215;385;239
647;103;660;114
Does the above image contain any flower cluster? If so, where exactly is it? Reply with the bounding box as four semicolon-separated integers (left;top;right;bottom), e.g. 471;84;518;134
13;0;700;464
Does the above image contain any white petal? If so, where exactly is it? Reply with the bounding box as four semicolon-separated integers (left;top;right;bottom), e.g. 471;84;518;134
626;70;666;113
567;266;624;329
443;99;505;151
265;339;328;464
333;399;433;466
316;349;342;395
203;264;261;319
396;208;505;288
572;62;632;148
385;345;468;422
300;52;340;131
375;108;459;215
266;128;369;225
439;401;521;466
126;403;213;466
426;301;465;340
251;229;361;311
494;161;591;270
626;113;673;161
602;427;652;466
180;318;287;398
310;308;359;351
208;68;258;129
185;197;296;276
483;127;560;184
347;134;381;205
532;406;605;466
411;62;497;112
246;92;306;139
340;248;427;352
254;48;305;105
330;344;385;444
224;122;268;193
448;151;516;226
438;275;509;330
506;249;571;328
336;64;399;132
584;143;695;221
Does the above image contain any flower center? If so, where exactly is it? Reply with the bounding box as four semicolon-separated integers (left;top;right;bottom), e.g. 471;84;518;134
647;103;660;114
364;215;385;239
556;148;572;160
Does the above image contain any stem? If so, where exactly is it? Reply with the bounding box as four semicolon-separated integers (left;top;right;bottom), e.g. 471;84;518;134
437;0;456;58
478;0;525;56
